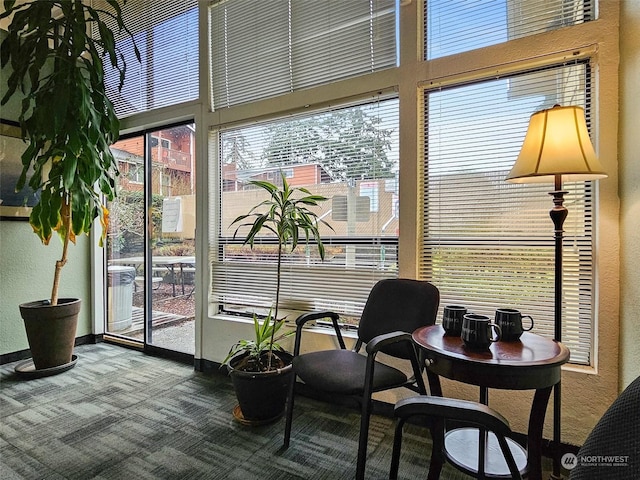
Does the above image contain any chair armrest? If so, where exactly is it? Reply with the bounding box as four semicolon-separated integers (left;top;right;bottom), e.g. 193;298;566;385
292;310;346;353
395;395;512;437
365;331;412;354
295;310;340;327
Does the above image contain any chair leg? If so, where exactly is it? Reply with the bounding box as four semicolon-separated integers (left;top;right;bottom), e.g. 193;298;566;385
393;413;443;480
389;418;406;480
356;399;373;480
427;418;445;480
283;374;296;448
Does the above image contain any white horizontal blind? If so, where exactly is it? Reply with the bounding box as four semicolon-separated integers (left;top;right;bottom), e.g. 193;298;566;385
208;0;397;109
211;99;399;322
425;0;594;60
420;62;594;364
96;0;199;117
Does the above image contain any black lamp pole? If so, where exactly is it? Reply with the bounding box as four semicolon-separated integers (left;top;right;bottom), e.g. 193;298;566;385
549;174;568;480
506;104;606;480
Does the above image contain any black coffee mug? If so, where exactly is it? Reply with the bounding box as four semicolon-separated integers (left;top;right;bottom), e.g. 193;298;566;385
461;313;501;350
442;305;467;336
495;308;534;341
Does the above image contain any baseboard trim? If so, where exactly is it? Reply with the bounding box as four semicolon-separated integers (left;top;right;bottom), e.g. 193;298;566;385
0;334;102;365
143;343;193;365
195;356;222;374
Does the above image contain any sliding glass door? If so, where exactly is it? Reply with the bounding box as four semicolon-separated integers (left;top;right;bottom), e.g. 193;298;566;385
105;123;196;355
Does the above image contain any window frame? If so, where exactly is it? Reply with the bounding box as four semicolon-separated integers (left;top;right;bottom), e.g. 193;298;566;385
199;0;613;367
417;61;596;364
211;97;401;323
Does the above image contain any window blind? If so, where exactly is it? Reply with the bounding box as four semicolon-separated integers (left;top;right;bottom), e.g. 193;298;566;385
425;0;594;60
210;99;399;323
420;62;594;364
208;0;397;109
96;0;199;117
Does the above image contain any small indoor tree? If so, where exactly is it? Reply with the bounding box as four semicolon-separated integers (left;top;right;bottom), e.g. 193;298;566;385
1;0;138;371
1;0;139;306
226;171;332;371
223;171;332;423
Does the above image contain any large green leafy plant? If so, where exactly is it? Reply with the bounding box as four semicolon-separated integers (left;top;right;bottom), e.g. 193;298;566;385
224;172;332;371
0;0;139;305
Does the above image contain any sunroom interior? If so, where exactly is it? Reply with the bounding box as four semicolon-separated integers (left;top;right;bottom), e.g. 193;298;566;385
0;0;638;477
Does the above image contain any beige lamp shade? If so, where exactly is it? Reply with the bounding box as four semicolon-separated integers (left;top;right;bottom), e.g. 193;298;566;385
506;105;607;183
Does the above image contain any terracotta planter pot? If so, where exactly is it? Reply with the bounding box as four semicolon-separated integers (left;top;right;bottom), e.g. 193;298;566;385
228;351;294;424
19;298;81;370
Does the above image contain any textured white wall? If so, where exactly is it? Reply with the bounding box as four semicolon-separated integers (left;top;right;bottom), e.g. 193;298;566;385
619;0;640;389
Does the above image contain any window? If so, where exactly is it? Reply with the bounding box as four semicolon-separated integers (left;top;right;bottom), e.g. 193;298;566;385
420;62;594;364
201;0;605;365
211;98;399;324
208;0;397;109
161;173;172;197
425;0;594;60
129;164;144;184
151;136;172;149
96;0;199;117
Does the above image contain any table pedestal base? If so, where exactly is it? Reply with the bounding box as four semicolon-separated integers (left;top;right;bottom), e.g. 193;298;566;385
445;427;528;478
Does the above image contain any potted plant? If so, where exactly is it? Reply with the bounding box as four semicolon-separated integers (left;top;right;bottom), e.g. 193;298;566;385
224;171;331;424
1;0;139;372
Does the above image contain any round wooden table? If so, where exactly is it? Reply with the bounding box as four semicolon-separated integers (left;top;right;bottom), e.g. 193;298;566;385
413;325;570;480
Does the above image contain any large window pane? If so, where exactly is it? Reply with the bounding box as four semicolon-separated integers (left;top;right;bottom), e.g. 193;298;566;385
209;0;397;109
425;0;594;60
106;124;196;355
420;62;593;364
97;0;199;117
212;99;399;324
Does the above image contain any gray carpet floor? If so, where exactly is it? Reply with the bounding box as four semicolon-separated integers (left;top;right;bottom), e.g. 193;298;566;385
0;343;472;480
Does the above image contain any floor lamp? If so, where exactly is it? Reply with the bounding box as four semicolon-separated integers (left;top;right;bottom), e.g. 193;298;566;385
506;105;607;479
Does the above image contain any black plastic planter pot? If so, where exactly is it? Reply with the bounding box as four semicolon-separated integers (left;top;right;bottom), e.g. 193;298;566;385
227;351;294;425
19;298;81;370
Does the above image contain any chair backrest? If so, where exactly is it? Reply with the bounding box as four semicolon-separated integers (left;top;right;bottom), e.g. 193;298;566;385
570;375;640;479
358;278;440;359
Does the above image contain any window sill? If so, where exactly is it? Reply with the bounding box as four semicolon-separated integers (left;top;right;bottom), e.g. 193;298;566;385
208;312;358;339
563;362;597;375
